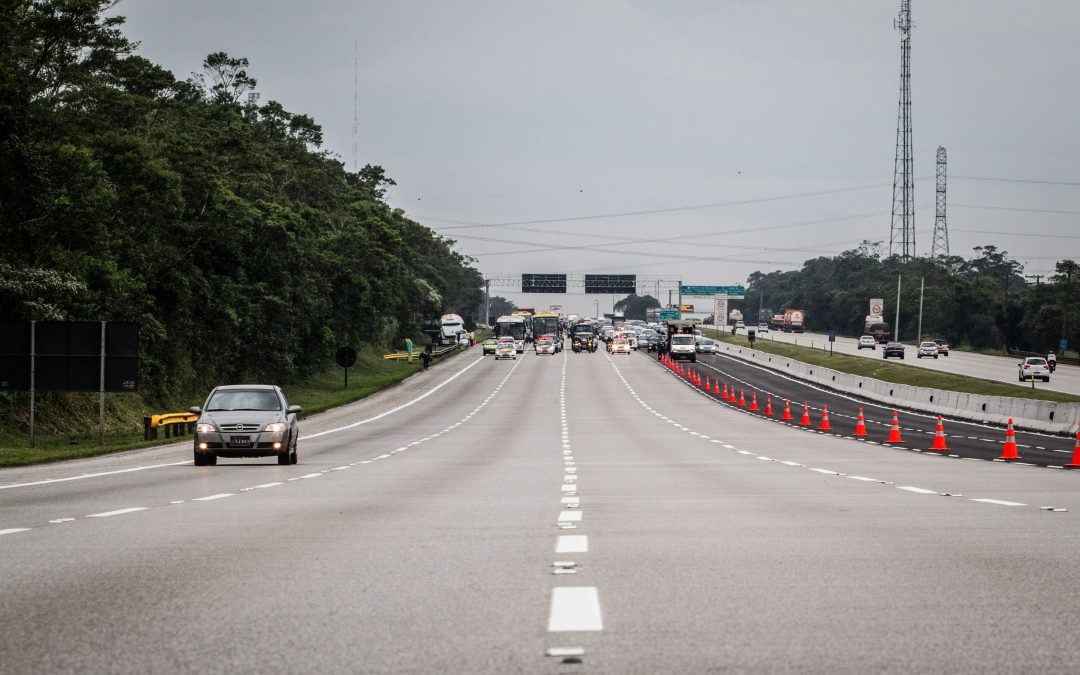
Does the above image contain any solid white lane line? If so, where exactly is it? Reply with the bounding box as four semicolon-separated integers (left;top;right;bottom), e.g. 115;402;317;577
558;511;583;522
0;528;31;536
548;587;603;632
301;354;487;440
0;460;192;491
87;507;148;518
556;535;589;553
49;518;75;524
971;498;1028;506
897;486;937;494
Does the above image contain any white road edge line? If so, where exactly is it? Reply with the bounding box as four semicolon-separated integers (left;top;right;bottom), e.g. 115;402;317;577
86;507;148;518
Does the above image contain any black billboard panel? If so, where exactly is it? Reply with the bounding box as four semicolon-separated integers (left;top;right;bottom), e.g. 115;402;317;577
36;355;69;391
0;322;30;391
105;357;139;391
68;322;102;356
521;273;567;293
106;322;139;357
35;322;69;356
584;274;636;294
0;322;30;355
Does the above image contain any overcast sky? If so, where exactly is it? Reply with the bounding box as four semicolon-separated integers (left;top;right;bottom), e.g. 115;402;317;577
113;1;1079;317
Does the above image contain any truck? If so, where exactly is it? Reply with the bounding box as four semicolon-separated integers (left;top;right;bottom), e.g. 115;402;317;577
782;309;806;333
438;314;466;346
769;314;785;331
495;315;528;353
728;309;743;326
863;315;891;343
663;320;698;362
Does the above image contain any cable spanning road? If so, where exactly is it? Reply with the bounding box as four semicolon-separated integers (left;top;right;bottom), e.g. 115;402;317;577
3;349;1080;673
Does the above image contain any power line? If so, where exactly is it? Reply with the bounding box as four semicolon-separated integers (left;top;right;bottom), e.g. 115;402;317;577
952;175;1080;187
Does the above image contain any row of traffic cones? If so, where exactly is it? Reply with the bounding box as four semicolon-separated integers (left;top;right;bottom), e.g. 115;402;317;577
656;354;1074;463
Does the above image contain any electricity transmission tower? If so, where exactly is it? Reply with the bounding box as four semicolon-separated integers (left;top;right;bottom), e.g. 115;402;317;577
352;41;359;172
931;146;950;257
889;0;915;260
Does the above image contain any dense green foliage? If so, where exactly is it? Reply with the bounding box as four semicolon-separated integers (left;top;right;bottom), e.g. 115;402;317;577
614;294;661;321
744;243;1078;354
0;1;482;401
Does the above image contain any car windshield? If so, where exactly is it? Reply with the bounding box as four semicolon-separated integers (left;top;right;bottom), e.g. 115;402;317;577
206;390;280;411
672;336;694;345
921;342;936;347
1027;358;1047;365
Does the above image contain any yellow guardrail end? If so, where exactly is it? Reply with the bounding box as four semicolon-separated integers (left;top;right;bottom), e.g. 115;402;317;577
151;412;198;428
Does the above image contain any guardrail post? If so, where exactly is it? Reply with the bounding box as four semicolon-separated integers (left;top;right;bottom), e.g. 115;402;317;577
164;423;171;439
143;417;155;441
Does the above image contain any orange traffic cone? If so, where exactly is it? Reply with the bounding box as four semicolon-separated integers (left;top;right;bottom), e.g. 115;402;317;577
721;383;728;400
713;381;720;395
727;385;737;403
1064;431;1080;469
696;373;703;388
749;392;759;411
999;418;1020;460
928;416;948;452
764;397;774;417
782;400;793;421
853;408;868;437
818;404;831;431
886;411;903;444
705;375;710;390
799;403;811;426
738;390;747;407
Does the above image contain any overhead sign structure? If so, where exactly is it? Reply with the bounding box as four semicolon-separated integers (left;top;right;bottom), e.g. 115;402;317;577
584;274;636;294
870;298;884;316
521;273;567;293
713;294;729;327
681;285;746;298
658;310;679;320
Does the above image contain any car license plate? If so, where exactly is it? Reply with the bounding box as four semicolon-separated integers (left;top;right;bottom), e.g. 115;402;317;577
228;436;251;447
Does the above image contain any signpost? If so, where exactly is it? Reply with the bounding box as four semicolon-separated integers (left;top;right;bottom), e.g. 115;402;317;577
713;294;729;329
682;285;746;298
1061;339;1069;355
336;346;357;387
828;330;836;356
870;298;884;316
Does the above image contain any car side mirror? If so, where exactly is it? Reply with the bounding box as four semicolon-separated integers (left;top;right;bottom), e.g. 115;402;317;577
287;405;302;414
188;406;201;415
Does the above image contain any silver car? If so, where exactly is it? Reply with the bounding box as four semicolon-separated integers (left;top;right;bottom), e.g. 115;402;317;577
190;384;301;466
1019;357;1050;382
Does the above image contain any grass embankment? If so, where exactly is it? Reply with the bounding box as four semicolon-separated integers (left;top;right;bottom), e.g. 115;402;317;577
701;328;1080;404
0;343;465;468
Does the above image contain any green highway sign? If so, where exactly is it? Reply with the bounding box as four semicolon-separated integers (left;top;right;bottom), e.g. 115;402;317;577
681;285;746;298
659;310;679;320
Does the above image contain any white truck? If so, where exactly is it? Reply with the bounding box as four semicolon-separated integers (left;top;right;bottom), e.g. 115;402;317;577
439;314;465;346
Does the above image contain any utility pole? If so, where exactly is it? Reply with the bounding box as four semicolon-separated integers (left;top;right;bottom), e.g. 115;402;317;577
1025;274;1043;286
483;279;491;326
889;0;915;260
894;274;902;342
916;276;925;342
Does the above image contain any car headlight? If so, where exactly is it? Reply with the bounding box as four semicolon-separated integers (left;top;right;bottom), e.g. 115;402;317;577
264;422;287;433
196;423;215;434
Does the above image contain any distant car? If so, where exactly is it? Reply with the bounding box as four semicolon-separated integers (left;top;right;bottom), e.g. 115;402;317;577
495;337;517;360
535;337;556;355
857;335;877;350
1019;357;1050;382
917;341;939;359
611;338;631;354
757;323;769;332
734;321;745;329
190;384;300;466
482;338;498;355
696;337;718;354
882;342;905;359
933;339;950;356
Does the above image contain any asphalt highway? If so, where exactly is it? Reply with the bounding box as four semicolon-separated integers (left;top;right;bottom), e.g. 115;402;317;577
4;348;1080;673
738;326;1080;395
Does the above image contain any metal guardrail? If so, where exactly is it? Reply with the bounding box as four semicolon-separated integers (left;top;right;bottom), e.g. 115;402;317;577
143;412;197;441
383;343;464;361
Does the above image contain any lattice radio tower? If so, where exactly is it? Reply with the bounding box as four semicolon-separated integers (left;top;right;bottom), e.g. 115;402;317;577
931;146;949;257
352;40;359;172
889;0;915;260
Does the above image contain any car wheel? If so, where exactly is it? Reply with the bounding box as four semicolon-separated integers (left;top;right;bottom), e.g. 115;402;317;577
193;449;205;466
934;355;938;359
900;355;904;359
290;441;298;464
277;445;291;465
1045;377;1051;383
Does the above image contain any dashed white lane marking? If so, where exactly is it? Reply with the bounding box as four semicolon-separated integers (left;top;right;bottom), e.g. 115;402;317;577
0;528;31;536
896;486;937;494
49;518;75;524
557;535;589;553
810;468;839;476
847;476;880;483
971;498;1028;506
548;587;603;632
193;493;234;501
86;507;148;518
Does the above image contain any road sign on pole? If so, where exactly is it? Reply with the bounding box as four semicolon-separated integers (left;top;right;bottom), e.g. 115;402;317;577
1061;339;1069;354
870;298;884;316
713;294;729;328
683;285;745;298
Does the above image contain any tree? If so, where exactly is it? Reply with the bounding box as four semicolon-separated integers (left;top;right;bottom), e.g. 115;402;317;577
614;294;660;321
